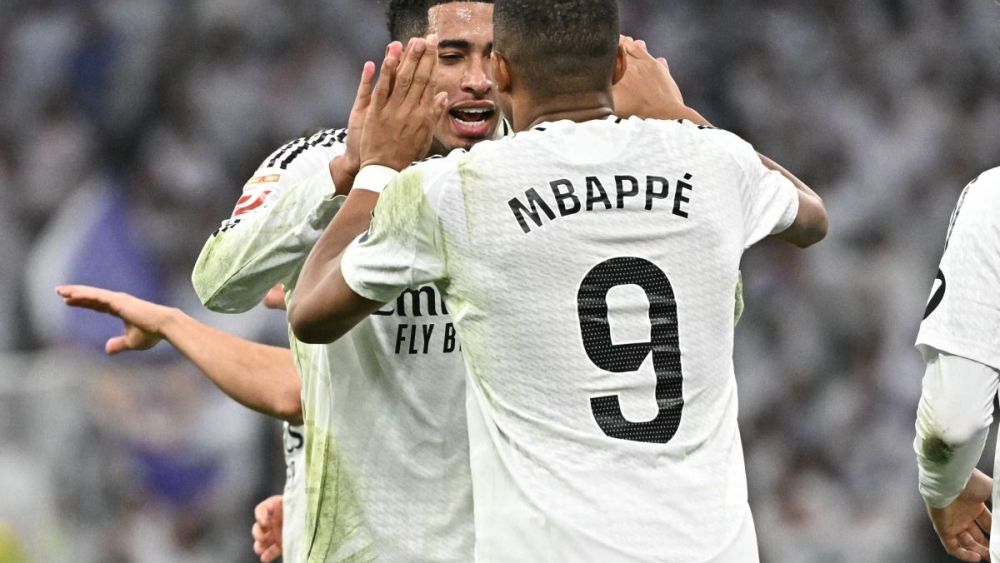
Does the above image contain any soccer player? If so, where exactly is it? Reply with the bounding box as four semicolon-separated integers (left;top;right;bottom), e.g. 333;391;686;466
193;3;499;561
288;0;827;561
914;167;1000;562
54;284;306;563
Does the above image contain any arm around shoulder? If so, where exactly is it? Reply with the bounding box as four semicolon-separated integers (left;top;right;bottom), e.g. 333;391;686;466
761;154;828;248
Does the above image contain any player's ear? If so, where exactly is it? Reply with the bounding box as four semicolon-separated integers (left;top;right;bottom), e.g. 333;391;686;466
492;51;512;94
611;43;628;86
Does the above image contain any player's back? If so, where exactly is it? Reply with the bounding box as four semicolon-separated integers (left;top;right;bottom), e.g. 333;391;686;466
428;116;798;562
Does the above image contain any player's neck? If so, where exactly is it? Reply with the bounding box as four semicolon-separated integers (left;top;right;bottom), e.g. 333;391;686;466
514;90;615;132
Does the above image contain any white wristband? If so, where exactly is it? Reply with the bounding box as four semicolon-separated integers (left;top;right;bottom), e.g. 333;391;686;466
352;165;400;194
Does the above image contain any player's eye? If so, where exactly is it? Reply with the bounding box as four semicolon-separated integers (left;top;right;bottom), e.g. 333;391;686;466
439;52;464;63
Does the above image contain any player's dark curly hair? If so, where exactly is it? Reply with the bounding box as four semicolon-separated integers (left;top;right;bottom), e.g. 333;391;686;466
494;0;618;95
387;0;494;42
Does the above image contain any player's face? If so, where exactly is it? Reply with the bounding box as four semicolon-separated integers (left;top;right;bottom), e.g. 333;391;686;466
427;2;499;153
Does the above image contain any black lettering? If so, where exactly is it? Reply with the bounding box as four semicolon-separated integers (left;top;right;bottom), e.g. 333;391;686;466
443;323;458;353
673;174;693;218
421;324;435;354
372;303;395;316
286;427;304;453
586;177;612;211
396;287;438;317
550;179;581;216
615;175;640;209
395;324;408;354
408;325;419;354
645;176;669;211
509;188;557;234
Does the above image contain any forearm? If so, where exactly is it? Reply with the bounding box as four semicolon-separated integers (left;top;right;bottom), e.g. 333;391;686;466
329;155;359;197
915;351;998;507
159;310;302;424
289;190;380;342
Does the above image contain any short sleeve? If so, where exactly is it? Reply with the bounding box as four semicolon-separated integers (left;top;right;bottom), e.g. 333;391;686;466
916;169;1000;371
718;133;800;248
340;165;448;303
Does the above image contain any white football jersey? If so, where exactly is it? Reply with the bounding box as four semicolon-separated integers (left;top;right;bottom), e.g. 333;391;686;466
283;423;306;563
341;116;800;562
916;166;1000;556
193;130;473;562
916;167;1000;371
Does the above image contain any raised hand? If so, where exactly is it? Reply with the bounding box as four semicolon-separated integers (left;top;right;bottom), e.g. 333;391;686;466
927;468;993;562
612;36;703;123
251;495;284;563
359;35;449;172
56;285;171;354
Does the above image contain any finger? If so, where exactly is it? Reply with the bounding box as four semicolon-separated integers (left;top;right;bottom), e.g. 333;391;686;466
252;522;266;543
105;336;129;355
412;35;440;105
968;526;990;551
977;507;992;534
948;545;984;562
372;43;402;108
958;532;989;561
394;37;428;100
260;544;282;563
352;60;377;113
657;57;669;68
254;501;273;526
430;91;449;125
63;297;115;314
635;39;648;53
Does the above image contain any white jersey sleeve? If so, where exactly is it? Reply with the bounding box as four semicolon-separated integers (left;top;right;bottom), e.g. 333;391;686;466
916;167;1000;371
710;129;800;248
192;129;349;313
340;160;451;303
913;351;996;507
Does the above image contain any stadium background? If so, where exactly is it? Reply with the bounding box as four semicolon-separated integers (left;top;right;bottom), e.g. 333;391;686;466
0;0;998;561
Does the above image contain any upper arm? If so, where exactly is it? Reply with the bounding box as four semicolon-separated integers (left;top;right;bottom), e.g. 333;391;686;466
192;131;348;312
707;130;827;249
772;189;828;248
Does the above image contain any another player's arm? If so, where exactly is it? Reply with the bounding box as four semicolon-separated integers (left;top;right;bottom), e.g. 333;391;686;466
57;285;303;424
614;39;826;247
915;350;996;562
192;62;377;313
755;154;827;248
290;37;448;344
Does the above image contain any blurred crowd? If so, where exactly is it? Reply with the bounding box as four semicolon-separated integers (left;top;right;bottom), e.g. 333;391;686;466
0;0;997;561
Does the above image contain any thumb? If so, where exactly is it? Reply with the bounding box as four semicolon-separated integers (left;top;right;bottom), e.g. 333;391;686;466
106;336;128;355
430;92;449;123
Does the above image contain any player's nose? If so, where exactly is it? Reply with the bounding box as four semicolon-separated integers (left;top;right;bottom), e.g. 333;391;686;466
462;59;494;95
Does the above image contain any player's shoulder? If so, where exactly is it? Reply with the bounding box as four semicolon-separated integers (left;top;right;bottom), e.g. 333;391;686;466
958;166;1000;214
255;128;348;175
406;148;468;183
970;166;1000;193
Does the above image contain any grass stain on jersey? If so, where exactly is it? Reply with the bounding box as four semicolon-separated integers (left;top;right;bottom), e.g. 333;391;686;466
304;426;377;563
922;435;955;464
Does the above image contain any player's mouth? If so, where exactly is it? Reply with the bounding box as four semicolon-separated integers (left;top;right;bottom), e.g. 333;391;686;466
448;102;498;140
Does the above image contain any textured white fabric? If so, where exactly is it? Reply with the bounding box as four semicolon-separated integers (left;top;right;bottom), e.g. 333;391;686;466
915;167;1000;559
916;167;1000;372
913;351;996;508
353;165;400;193
342;116;800;562
282;423;306;563
192;129;473;562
